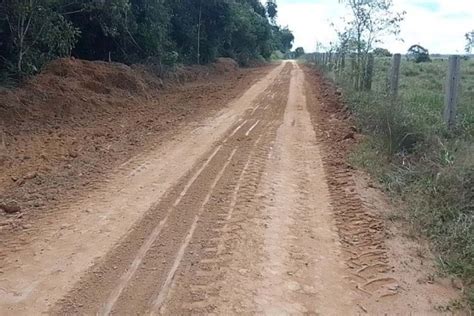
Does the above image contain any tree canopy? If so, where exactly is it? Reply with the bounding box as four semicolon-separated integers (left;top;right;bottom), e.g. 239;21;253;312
407;44;431;63
294;47;305;58
373;47;392;57
0;0;295;78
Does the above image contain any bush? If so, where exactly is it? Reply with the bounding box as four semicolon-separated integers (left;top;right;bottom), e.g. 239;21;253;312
270;50;284;60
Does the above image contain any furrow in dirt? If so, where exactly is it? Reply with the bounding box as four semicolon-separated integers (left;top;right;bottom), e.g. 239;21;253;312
0;63;285;316
303;67;396;300
160;68;292;315
52;63;294;315
302;65;463;314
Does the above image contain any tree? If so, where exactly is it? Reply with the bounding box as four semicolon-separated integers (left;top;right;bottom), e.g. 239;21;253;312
373;47;391;57
271;25;293;53
407;44;430;63
466;30;474;54
0;0;79;77
294;46;305;58
266;0;277;23
336;0;405;90
0;0;295;80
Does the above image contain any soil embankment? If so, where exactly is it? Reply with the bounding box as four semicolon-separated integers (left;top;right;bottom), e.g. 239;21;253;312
0;57;265;234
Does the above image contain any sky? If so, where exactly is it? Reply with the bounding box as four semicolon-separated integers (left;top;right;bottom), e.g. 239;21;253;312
270;0;474;54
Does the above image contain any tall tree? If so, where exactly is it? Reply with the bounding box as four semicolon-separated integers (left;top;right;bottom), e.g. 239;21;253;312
336;0;405;90
0;0;295;79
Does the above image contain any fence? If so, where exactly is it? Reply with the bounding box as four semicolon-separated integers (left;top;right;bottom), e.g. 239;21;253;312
306;52;463;130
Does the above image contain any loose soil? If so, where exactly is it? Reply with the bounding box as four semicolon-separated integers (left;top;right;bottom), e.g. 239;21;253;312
0;57;269;242
0;60;465;315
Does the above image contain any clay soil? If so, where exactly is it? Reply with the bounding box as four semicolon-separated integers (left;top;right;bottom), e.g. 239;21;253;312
0;60;465;315
0;57;267;240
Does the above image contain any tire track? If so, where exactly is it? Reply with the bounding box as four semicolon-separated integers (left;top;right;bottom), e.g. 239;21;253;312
52;63;293;315
159;65;292;315
100;145;223;316
302;66;398;301
150;148;237;314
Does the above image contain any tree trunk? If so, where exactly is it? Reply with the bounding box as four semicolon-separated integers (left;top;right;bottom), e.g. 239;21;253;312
197;0;202;65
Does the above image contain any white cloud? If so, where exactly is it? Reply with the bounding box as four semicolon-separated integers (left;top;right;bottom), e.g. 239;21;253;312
273;0;474;54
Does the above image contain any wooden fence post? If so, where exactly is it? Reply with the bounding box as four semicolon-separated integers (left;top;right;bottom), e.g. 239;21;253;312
389;54;401;99
363;53;374;91
443;55;461;129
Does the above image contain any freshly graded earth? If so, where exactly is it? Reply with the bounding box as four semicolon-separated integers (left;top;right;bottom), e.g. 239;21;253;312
0;60;463;315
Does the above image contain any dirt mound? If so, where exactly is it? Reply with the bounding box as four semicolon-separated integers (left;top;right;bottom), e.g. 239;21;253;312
0;56;269;245
0;58;243;128
213;58;239;73
42;58;165;94
0;59;159;129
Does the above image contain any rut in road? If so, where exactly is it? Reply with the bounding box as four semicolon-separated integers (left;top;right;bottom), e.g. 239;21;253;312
55;64;293;314
53;61;461;315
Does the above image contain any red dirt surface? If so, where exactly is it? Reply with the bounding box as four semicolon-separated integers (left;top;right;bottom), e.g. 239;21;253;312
0;58;269;238
0;61;464;315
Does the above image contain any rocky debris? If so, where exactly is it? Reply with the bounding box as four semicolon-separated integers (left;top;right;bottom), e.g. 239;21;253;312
0;200;21;214
69;150;79;158
343;131;355;140
23;171;38;180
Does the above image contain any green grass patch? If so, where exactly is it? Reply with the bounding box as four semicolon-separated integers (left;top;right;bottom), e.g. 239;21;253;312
326;57;474;308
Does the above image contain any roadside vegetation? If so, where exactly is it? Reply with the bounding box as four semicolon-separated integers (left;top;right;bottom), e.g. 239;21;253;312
336;58;473;308
309;0;474;309
0;0;294;82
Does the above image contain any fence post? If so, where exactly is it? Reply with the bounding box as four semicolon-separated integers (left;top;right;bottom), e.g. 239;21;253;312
443;55;461;129
389;53;401;99
363;53;374;91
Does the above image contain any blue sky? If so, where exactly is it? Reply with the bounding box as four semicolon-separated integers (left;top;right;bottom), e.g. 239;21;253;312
270;0;474;54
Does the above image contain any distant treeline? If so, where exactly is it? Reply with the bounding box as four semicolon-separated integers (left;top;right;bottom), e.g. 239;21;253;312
0;0;294;78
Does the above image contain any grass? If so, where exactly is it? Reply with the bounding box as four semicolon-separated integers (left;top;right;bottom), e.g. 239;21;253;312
320;57;474;309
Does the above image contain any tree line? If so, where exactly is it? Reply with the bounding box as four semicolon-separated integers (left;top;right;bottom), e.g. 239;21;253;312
0;0;295;79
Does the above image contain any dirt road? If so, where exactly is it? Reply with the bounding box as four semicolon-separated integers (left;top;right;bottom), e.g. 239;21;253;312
0;61;462;315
